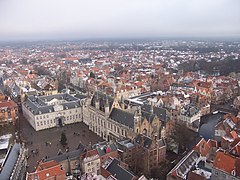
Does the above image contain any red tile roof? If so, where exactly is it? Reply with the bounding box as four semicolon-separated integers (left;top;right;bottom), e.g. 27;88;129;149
187;171;207;180
0;101;17;108
207;139;218;148
27;160;66;180
193;138;210;157
213;151;240;177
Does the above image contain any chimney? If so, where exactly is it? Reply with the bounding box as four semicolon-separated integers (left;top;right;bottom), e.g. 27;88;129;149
150;102;154;114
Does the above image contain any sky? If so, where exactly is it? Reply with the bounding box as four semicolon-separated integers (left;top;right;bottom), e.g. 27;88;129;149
0;0;240;41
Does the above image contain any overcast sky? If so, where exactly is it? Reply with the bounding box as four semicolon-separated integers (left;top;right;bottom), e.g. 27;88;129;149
0;0;240;40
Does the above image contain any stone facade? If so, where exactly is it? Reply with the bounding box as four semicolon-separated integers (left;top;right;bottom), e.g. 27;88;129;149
22;93;84;131
88;92;169;142
117;135;166;175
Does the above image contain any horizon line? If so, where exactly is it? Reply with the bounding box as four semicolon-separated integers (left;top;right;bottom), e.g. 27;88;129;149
0;35;240;43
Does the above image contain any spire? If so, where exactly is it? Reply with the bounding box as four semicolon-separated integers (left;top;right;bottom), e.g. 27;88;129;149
111;90;120;110
150;102;154;114
105;97;109;107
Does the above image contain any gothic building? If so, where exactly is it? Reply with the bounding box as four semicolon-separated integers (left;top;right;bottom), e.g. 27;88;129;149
88;91;170;141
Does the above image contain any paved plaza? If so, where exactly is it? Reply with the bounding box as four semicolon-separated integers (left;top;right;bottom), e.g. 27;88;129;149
18;114;103;172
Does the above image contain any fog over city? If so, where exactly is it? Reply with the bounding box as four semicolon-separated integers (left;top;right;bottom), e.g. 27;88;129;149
0;0;240;41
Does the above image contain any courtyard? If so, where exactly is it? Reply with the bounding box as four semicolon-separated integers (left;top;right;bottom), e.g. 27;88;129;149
18;114;103;172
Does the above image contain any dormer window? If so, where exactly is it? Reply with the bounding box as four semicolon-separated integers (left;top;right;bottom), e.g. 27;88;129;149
231;169;236;176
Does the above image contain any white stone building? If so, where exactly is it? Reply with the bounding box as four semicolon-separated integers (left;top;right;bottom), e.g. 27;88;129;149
22;93;84;131
179;104;201;132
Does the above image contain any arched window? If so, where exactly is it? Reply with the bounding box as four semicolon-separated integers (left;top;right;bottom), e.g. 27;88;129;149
143;128;147;135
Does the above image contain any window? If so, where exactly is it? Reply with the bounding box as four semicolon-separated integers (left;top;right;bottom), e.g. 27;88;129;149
40;116;42;119
47;120;49;124
37;122;39;126
51;120;53;124
40;121;43;126
44;121;46;125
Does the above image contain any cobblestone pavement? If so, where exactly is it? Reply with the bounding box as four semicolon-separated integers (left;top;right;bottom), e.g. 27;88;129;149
18;114;103;172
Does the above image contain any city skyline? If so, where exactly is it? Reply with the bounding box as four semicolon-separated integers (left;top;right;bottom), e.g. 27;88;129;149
0;0;240;41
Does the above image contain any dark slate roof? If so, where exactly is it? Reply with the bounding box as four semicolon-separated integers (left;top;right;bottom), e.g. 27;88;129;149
39;93;79;102
109;108;134;128
74;94;87;100
90;91;114;113
181;105;199;117
141;104;167;121
141;111;155;123
117;139;135;150
134;134;153;149
0;143;21;180
23;93;81;115
92;141;118;157
168;150;200;179
106;159;135;180
46;148;84;163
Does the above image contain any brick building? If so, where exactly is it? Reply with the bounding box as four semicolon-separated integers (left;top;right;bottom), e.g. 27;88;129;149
117;134;166;175
0;100;18;126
